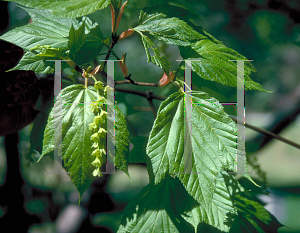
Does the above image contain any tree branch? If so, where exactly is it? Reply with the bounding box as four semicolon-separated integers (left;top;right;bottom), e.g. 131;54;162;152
71;62;300;151
103;34;120;69
230;116;300;150
115;87;166;100
115;79;158;87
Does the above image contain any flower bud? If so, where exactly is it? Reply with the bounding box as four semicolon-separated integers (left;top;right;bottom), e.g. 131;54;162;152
94;81;104;91
93;168;102;177
91;132;100;142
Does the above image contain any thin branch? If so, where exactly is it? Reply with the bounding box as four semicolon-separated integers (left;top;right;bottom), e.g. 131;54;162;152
115;87;166;100
146;91;157;117
115;79;158;87
230;116;300;150
70;61;300;151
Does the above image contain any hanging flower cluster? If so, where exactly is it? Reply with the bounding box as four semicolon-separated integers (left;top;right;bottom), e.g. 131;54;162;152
89;81;109;177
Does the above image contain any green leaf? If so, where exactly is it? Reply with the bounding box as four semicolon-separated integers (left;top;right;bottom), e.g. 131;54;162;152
68;22;87;58
68;19;104;65
1;7;103;73
179;40;270;92
136;5;268;92
146;90;249;231
135;11;206;46
139;4;222;45
40;85;130;200
41;85;98;200
117;176;196;233
294;25;300;35
0;8;74;51
114;105;130;176
138;33;170;74
182;172;243;232
6;0;111;18
118;173;244;233
231;192;283;232
10;51;55;73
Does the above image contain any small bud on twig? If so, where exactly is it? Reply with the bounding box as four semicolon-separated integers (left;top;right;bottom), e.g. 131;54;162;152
118;54;128;77
115;1;128;33
110;4;115;33
159;71;175;87
119;29;134;40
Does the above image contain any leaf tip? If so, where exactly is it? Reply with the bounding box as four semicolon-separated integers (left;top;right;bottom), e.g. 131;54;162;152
245;174;261;188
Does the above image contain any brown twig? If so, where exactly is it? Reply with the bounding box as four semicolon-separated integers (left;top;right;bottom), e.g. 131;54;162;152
230;116;300;150
103;34;119;70
115;87;166;100
115;79;158;87
72;61;300;151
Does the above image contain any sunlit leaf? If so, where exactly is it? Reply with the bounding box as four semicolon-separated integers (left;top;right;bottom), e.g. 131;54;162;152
5;0;111;18
41;84;129;200
146;90;249;231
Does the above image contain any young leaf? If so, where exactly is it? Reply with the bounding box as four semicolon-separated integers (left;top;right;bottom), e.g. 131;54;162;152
10;51;56;74
182;172;242;232
5;0;111;18
114;106;130;176
139;4;221;45
179;40;270;92
135;11;206;46
68;22;87;58
146;90;251;230
40;84;129;200
68;19;104;65
137;33;170;75
41;85;98;201
134;4;268;93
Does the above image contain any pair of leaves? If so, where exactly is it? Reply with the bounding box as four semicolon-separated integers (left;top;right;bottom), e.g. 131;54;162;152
133;4;199;75
5;0;111;18
119;90;281;232
0;7;104;73
40;85;129;201
134;4;268;92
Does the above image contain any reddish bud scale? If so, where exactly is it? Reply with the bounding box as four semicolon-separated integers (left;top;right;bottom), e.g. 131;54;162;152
115;0;128;33
110;4;115;33
159;71;175;87
119;29;134;40
118;54;128;77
